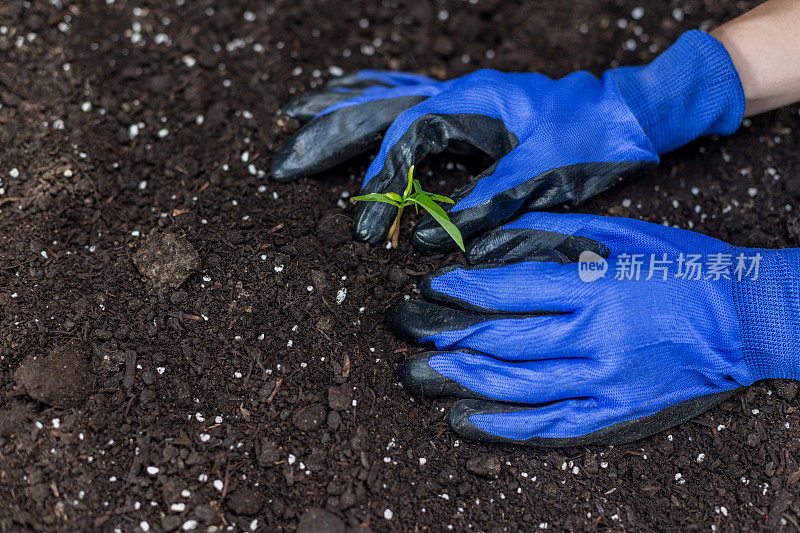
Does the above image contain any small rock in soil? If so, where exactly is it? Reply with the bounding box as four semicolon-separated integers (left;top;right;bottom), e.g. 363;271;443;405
386;265;409;289
292;403;326;432
194;504;219;523
15;341;93;408
328;385;353;411
160;515;182;531
132;231;200;290
317;213;353;248
258;440;280;467
225;487;263;515
327;410;341;431
339;490;358;510
466;455;502;478
297;508;345;533
309;269;330;294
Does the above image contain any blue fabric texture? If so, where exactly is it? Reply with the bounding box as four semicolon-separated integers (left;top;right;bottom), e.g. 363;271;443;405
421;212;800;441
314;31;744;215
733;249;800;380
608;30;745;154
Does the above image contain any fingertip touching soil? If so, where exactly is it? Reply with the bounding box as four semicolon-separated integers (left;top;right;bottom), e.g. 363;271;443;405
1;0;799;531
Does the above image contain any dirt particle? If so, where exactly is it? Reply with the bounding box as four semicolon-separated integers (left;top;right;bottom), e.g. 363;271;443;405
466;455;502;478
0;402;34;437
315;315;334;334
160;516;182;531
386;265;409;289
15;341;93;408
225;487;263;516
297;508;345;533
328;385;353;412
292;403;326;433
326;410;341;431
773;380;798;402
258;440;280;467
437;466;461;485
339;490;359;510
317;213;353;248
767;491;794;528
132;232;200;290
204;101;228;130
784;179;800;199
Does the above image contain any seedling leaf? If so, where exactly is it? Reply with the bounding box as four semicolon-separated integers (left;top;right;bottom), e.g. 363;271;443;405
412;194;465;252
385;192;403;203
403;166;415;198
424;193;454;204
351;193;401;207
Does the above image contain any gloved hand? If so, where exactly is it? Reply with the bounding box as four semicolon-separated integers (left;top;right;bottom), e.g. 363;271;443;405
272;30;744;253
389;211;800;446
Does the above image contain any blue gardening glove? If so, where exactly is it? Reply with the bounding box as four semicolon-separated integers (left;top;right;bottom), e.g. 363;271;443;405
272;30;744;253
389;212;800;446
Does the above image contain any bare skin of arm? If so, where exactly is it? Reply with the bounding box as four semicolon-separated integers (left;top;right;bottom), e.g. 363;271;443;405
711;0;800;117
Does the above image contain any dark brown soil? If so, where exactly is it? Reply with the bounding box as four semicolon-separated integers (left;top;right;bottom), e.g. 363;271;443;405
1;0;800;531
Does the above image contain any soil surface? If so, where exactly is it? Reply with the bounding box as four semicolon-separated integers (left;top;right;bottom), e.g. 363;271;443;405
2;0;800;531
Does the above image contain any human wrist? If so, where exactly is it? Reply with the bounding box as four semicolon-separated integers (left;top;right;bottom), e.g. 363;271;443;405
710;0;800;117
731;246;800;381
607;30;745;155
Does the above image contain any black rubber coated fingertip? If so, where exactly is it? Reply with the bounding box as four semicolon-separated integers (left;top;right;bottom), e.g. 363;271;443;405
390;298;493;340
417;271;434;297
464;229;523;264
448;399;493;442
398;353;430;386
387;300;427;342
465;229;577;266
464;227;517;264
464;237;492;265
412;221;455;255
417;264;458;301
397;353;439;395
353;201;395;245
270;144;298;181
399;353;487;398
279;98;304;119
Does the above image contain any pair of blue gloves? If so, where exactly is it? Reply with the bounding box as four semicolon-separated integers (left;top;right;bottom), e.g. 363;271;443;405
273;31;800;446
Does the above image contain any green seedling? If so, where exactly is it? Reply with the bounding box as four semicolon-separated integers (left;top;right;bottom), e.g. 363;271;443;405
352;166;465;251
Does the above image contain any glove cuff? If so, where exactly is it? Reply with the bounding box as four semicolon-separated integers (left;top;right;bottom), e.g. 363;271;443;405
731;247;800;381
609;30;745;155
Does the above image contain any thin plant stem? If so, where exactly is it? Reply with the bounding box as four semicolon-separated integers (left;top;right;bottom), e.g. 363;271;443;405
388;206;403;248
